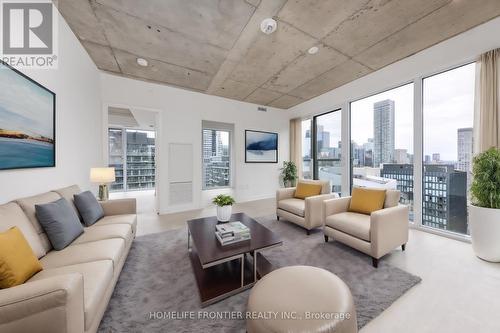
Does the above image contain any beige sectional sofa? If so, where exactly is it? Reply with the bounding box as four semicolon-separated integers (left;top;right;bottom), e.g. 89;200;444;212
0;185;137;333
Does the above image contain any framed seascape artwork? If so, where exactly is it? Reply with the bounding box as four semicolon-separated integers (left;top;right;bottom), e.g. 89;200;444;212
0;61;55;170
245;130;278;163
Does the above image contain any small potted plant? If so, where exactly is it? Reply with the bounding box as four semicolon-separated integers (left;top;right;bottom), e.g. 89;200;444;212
280;161;298;187
213;194;235;222
469;147;500;262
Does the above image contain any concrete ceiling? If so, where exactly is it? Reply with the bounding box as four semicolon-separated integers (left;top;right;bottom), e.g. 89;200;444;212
57;0;500;109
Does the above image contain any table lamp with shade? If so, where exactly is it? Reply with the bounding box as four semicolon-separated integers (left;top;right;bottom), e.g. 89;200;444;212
90;167;115;201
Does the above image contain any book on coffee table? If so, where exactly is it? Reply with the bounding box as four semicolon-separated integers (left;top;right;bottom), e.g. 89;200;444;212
215;221;251;245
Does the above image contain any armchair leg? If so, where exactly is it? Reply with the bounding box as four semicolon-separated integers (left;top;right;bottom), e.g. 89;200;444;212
372;257;379;268
324;235;329;242
276;215;280;221
402;243;406;251
306;229;310;236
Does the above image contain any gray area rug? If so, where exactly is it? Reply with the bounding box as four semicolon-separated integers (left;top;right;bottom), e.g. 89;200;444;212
99;216;421;332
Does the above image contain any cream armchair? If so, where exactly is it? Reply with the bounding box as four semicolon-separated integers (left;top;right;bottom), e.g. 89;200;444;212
323;190;409;267
276;180;338;235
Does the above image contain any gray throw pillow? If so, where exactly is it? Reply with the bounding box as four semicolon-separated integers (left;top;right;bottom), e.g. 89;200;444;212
73;191;104;226
35;198;84;250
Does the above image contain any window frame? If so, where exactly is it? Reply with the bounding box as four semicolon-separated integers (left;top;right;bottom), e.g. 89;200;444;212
348;81;415;220
311;109;342;194
297;59;476;243
201;125;233;190
300;118;313;179
420;62;476;237
108;127;156;192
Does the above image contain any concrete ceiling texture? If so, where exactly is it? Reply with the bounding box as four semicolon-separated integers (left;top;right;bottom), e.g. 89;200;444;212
57;0;500;109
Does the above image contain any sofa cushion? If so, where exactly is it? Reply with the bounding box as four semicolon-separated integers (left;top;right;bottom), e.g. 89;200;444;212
384;190;400;208
294;182;322;199
72;224;133;246
28;260;113;330
278;198;305;217
0;227;43;288
53;185;82;220
0;202;46;258
74;191;104;227
40;238;125;270
325;212;371;242
35;198;84;250
349;187;386;215
94;214;137;234
297;179;331;194
16;191;62;253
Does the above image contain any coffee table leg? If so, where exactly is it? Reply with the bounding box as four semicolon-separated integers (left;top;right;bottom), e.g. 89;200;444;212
187;229;191;251
241;256;244;287
253;250;257;282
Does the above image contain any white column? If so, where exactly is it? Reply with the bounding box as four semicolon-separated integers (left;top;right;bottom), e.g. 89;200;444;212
341;102;351;197
413;79;423;227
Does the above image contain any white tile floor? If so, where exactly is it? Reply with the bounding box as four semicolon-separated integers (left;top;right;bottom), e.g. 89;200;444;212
112;191;500;333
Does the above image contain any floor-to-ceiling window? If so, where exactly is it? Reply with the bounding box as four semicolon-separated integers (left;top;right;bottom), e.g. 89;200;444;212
109;129;124;191
299;61;477;239
108;128;156;192
422;63;475;235
313;110;342;194
126;130;156;191
301;119;312;179
350;83;414;219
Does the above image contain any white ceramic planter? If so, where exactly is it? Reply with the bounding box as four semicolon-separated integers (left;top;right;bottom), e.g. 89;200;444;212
469;205;500;262
216;205;232;222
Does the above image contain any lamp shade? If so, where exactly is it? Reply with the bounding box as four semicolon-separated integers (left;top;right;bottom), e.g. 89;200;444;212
90;167;115;183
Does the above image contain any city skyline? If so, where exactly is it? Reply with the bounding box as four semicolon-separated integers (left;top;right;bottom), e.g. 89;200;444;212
203;129;230;188
312;64;475;162
351;83;413;156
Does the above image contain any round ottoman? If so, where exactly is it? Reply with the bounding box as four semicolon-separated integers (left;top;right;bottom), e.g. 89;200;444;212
247;266;358;333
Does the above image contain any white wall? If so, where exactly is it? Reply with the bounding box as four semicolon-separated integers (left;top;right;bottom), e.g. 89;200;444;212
100;74;289;214
289;16;500;118
0;13;102;203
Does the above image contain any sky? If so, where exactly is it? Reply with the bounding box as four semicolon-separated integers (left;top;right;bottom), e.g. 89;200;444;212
351;82;413;153
309;63;475;162
0;63;54;138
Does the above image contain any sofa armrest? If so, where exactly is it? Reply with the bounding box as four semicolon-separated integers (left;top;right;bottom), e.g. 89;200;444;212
323;196;351;221
305;193;339;229
370;205;409;258
100;198;137;216
276;187;296;202
0;273;84;333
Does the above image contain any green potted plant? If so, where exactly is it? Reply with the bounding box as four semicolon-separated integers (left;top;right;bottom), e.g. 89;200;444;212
280;161;298;187
469;147;500;262
213;194;235;222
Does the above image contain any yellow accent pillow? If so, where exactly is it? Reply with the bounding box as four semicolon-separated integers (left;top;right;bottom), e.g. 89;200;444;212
0;227;43;289
349;187;386;215
294;182;322;199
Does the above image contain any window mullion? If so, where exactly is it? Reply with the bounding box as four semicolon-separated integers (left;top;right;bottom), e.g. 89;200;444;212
414;78;423;227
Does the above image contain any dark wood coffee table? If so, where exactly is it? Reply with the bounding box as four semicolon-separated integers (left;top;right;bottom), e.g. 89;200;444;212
187;212;282;307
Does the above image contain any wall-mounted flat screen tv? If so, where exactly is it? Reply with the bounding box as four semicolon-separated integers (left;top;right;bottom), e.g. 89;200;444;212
0;61;55;170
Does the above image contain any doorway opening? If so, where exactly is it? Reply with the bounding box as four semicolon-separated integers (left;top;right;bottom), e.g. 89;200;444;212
106;106;159;214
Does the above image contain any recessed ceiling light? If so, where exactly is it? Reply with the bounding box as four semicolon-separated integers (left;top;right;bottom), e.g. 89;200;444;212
308;46;319;55
137;58;148;67
260;18;277;35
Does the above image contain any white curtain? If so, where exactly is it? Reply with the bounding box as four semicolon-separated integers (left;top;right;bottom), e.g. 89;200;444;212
289;118;302;178
475;49;500;153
